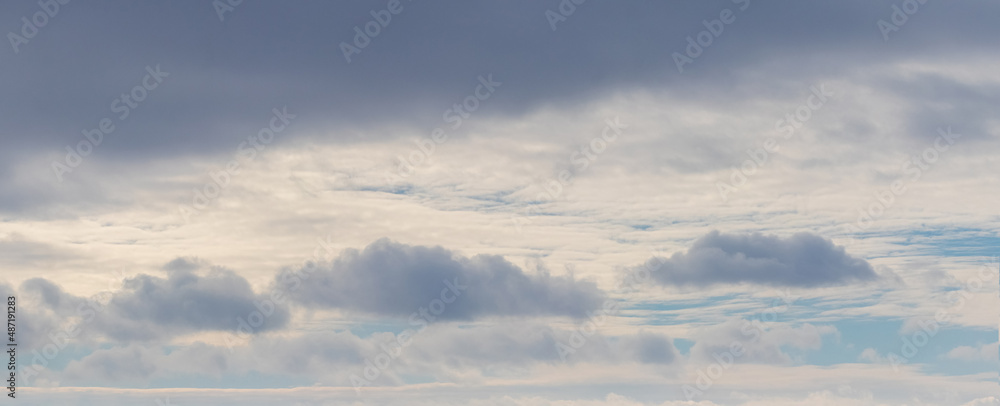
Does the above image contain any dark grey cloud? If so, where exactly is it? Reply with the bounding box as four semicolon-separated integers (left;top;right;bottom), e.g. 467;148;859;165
89;263;291;341
1;0;995;157
280;238;604;319
640;231;877;287
1;1;997;214
20;277;66;309
1;283;59;351
14;259;292;342
9;237;604;348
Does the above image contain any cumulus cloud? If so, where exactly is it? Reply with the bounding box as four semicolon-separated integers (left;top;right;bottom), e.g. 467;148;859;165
14;259;291;343
13;237;605;348
858;348;885;364
0;282;64;353
638;231;877;288
20;277;67;310
944;342;999;362
280;238;605;319
87;262;291;341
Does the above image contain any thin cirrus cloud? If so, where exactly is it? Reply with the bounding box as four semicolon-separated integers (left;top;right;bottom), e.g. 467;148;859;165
278;238;605;320
638;231;878;288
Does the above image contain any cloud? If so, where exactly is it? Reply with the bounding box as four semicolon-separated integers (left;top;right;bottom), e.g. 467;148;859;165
403;324;678;369
0;282;62;352
61;346;159;385
619;331;679;365
638;231;877;288
44;323;678;388
20;277;67;309
3;1;999;216
858;348;885;364
12;238;604;347
960;397;1000;406
689;319;838;364
1;1;997;399
0;233;78;267
944;342;999;362
280;238;604;319
16;259;293;343
86;262;291;341
55;332;368;387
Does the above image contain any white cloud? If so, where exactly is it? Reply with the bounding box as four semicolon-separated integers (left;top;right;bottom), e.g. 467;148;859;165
945;342;999;362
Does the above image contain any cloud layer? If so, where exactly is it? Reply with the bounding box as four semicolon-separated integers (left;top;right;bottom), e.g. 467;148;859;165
1;1;997;404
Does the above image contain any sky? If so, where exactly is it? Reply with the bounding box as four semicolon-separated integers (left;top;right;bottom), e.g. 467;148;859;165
0;0;998;405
